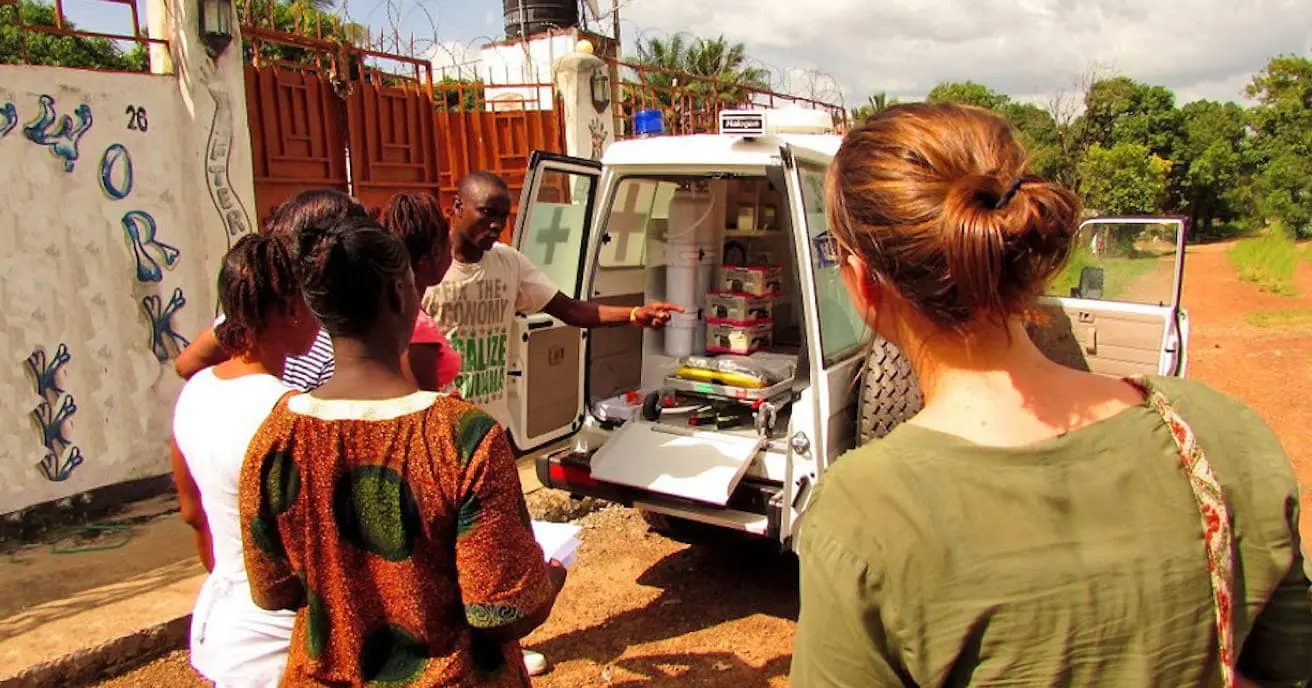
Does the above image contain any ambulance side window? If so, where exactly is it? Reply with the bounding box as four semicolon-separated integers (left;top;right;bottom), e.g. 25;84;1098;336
798;163;868;364
519;171;596;298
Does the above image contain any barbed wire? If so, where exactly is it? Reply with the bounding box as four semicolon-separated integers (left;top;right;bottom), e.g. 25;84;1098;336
320;0;850;105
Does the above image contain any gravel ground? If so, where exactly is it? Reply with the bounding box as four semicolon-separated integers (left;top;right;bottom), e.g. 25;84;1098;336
95;505;798;687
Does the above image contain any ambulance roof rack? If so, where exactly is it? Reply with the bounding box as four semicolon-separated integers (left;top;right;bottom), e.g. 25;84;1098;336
719;107;835;137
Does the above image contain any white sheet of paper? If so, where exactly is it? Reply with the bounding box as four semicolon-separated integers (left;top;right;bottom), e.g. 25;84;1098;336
531;520;583;567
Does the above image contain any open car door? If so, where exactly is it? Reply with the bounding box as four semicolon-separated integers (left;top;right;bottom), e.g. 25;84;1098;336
1028;217;1189;378
506;152;602;452
776;143;868;546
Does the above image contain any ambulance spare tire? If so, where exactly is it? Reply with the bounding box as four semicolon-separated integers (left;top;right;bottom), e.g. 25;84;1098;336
858;336;923;445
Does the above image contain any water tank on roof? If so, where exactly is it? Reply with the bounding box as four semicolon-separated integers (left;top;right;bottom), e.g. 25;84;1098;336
503;0;579;40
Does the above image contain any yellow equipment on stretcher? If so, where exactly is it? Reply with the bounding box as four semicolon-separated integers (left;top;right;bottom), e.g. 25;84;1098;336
673;366;768;389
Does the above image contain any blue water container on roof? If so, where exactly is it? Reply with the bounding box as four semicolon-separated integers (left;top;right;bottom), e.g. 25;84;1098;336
634;109;664;137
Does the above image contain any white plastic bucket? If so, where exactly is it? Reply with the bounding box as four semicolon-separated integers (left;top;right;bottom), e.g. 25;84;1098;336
665;311;703;358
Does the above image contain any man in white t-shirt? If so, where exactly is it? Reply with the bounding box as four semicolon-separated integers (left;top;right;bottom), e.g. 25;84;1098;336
424;171;681;434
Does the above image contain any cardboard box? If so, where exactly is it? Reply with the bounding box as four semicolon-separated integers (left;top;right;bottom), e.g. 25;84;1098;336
707;291;773;323
721;265;782;296
707;320;773;355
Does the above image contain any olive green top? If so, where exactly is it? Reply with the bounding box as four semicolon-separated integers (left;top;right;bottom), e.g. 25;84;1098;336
790;377;1312;687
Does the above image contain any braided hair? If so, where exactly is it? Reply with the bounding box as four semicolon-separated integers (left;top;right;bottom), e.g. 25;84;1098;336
263;189;369;250
214;233;302;355
379;191;448;269
296;215;411;337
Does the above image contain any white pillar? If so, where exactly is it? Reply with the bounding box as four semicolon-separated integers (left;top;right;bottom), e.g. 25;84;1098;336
552;41;615;161
143;0;173;75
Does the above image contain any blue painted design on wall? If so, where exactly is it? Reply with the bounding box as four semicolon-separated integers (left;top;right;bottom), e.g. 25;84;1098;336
25;343;71;397
22;95;94;173
122;211;180;282
99;143;133;200
41;446;84;482
25;344;83;482
0;102;17;138
142;288;189;361
32;395;77;448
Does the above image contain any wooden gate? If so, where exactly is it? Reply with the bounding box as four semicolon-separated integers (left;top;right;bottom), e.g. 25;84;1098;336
242;29;564;236
245;64;349;225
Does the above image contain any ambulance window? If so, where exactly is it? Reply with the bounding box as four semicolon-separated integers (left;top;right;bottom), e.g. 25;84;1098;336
798;162;869;364
600;179;668;268
520;170;595;298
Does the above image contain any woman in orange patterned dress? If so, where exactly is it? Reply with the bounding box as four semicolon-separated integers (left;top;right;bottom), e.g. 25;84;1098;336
238;214;566;687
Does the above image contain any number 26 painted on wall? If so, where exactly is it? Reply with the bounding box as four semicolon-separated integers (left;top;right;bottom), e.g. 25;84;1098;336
125;105;148;132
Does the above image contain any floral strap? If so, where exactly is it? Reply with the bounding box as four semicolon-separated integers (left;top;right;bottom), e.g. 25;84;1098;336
1125;376;1235;687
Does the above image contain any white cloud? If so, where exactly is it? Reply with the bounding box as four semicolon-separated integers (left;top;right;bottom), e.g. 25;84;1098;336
619;0;1312;106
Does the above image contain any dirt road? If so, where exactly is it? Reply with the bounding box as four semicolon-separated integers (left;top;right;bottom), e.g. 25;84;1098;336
95;240;1312;686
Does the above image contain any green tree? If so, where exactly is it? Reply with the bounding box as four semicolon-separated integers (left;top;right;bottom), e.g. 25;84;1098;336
1176;100;1248;236
1245;55;1312;237
630;33;770;106
925;81;1065;184
926;81;1009;110
852;91;897;121
0;0;148;70
1081;77;1183;158
1078;142;1173;215
238;0;367;68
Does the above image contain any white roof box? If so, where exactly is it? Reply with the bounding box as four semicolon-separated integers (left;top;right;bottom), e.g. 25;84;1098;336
719;107;835;137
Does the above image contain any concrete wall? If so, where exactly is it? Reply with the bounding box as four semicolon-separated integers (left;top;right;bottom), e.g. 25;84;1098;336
0;1;255;516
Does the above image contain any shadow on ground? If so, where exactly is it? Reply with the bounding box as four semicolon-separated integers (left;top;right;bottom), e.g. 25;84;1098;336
534;541;799;685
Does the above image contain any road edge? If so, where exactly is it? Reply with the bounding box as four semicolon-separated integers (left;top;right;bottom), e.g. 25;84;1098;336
0;615;191;688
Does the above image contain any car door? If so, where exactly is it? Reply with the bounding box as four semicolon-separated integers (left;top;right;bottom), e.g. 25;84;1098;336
776;143;869;545
1027;217;1189;378
506;151;602;452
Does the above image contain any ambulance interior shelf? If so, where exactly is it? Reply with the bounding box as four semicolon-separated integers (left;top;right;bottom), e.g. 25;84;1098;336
589;176;799;433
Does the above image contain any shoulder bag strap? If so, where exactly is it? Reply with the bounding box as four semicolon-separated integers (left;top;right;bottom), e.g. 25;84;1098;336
1124;376;1235;688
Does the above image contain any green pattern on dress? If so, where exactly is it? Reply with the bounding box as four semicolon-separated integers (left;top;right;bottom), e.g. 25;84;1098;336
332;466;421;562
359;624;430;685
455;410;497;467
465;603;525;629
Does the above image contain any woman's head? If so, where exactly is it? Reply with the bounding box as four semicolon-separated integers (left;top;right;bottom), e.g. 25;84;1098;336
214;233;318;359
263;189;369;247
827;102;1081;340
297;215;417;354
379;191;452;291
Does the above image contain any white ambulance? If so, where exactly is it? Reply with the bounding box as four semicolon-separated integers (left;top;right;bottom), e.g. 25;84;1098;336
502;108;1190;549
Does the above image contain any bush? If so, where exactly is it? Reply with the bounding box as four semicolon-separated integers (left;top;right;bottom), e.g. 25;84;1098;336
1228;227;1299;296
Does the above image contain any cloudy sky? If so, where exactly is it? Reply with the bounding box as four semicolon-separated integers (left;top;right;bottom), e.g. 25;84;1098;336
402;0;1310;107
71;0;1305;106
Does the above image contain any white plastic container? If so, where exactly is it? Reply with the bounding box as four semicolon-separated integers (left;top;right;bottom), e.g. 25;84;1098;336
665;189;716;357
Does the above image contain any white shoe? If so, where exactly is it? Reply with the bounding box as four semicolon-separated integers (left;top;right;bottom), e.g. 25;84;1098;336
523;649;547;677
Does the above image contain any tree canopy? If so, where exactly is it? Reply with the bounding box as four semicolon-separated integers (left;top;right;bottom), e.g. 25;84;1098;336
910;54;1312;238
0;0;148;71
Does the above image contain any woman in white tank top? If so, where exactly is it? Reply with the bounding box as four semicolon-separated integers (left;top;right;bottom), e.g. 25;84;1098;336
171;232;319;686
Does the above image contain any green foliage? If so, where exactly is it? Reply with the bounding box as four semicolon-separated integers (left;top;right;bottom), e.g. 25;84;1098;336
1078;142;1172;215
851;92;896;122
1245;56;1312;238
629;33;771;107
1228;228;1300;295
237;0;366;67
0;0;148;71
435;76;483;111
1048;245;1158;301
902;57;1311;241
927;81;1009;110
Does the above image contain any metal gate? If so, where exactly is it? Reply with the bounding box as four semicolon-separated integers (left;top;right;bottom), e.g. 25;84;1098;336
242;27;564;235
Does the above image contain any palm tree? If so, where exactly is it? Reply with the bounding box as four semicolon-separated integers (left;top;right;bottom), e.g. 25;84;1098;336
852;92;896;121
629;33;772;133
